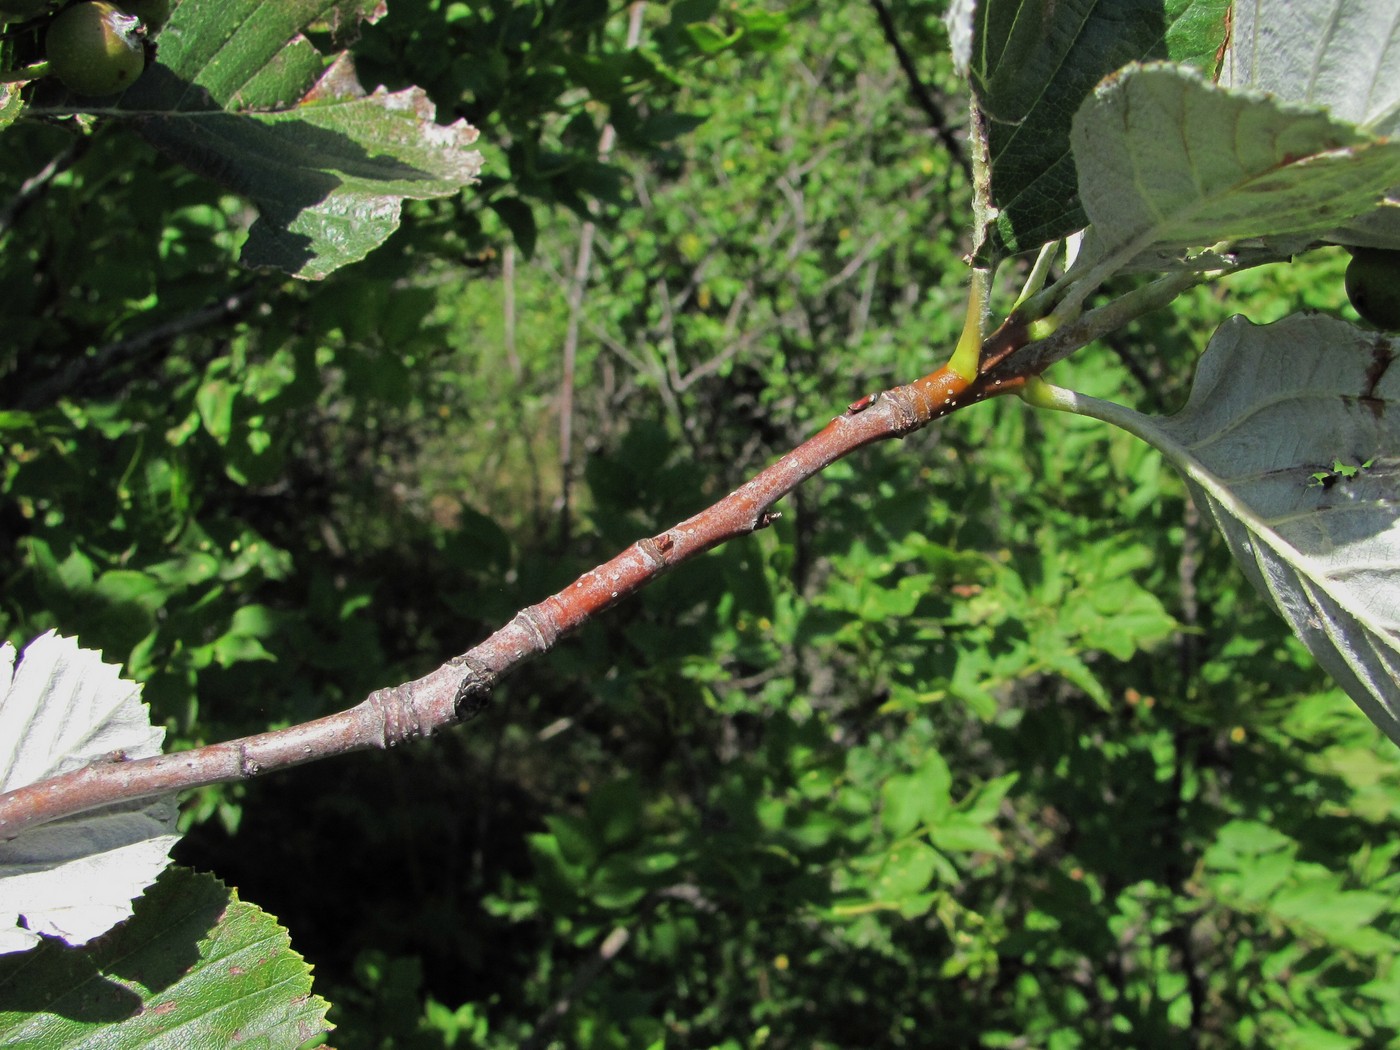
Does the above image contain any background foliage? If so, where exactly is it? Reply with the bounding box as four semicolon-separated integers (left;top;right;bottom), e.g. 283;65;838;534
2;1;1398;1047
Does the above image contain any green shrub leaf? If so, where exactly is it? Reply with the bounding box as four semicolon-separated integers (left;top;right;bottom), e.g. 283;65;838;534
953;0;1229;253
1072;64;1400;262
0;633;178;956
1057;314;1400;744
1224;0;1400;136
0;867;331;1047
112;0;482;278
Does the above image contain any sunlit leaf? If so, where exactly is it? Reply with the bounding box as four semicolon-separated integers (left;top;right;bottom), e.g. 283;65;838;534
0;633;178;955
1071;64;1400;262
1051;314;1400;744
1223;0;1400;250
1224;0;1400;136
951;0;1229;253
104;0;481;278
0;868;331;1047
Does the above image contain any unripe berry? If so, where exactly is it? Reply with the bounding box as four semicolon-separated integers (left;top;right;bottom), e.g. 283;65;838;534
45;1;145;96
1345;247;1400;332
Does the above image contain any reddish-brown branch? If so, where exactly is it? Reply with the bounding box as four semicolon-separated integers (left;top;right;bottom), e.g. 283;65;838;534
0;320;1028;840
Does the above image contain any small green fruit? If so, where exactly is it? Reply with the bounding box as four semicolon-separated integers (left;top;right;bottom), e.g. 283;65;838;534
1345;247;1400;331
45;1;145;96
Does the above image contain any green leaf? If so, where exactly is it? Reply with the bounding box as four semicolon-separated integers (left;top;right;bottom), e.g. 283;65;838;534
881;752;953;837
638;110;708;144
1203;820;1295;903
881;773;925;839
112;0;481;279
206;604;278;667
963;0;1230;252
873;840;941;899
1266;1024;1362;1050
588;777;642;848
1043;648;1110;707
195;377;236;445
526;833;585;913
0;84;22;131
545;813;599;869
1067;578;1176;661
490;196;538;258
956;773;1019;824
929;816;1001;854
1071;64;1400;260
1271;883;1389;934
1204;818;1292;864
0;867;330;1047
1052;314;1400;744
686;22;743;54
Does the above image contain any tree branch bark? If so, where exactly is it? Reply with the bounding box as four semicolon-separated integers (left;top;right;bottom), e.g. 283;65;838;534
0;318;1029;841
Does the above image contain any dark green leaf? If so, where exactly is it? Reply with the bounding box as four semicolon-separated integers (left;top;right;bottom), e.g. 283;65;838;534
970;0;1230;252
0;868;329;1048
107;0;481;278
491;196;539;257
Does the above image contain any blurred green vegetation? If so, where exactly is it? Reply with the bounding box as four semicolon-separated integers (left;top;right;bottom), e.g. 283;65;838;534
1;2;1397;1048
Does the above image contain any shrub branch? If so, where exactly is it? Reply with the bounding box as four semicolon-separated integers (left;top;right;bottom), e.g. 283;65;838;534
0;318;1032;839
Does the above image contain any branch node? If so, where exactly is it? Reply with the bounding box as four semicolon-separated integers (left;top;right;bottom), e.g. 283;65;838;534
639;534;672;565
238;742;261;778
884;386;922;432
450;657;495;723
368;686;428;748
514;607;560;653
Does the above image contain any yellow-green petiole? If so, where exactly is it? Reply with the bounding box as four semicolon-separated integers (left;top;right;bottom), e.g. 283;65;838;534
947;270;988;381
1018;375;1080;413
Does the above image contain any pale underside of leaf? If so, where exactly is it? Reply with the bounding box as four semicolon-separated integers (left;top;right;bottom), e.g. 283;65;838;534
0;814;179;954
1222;0;1400;250
1329;197;1400;252
0;631;161;791
1223;0;1400;136
943;0;977;75
1057;314;1400;744
0;633;178;955
1072;63;1400;262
